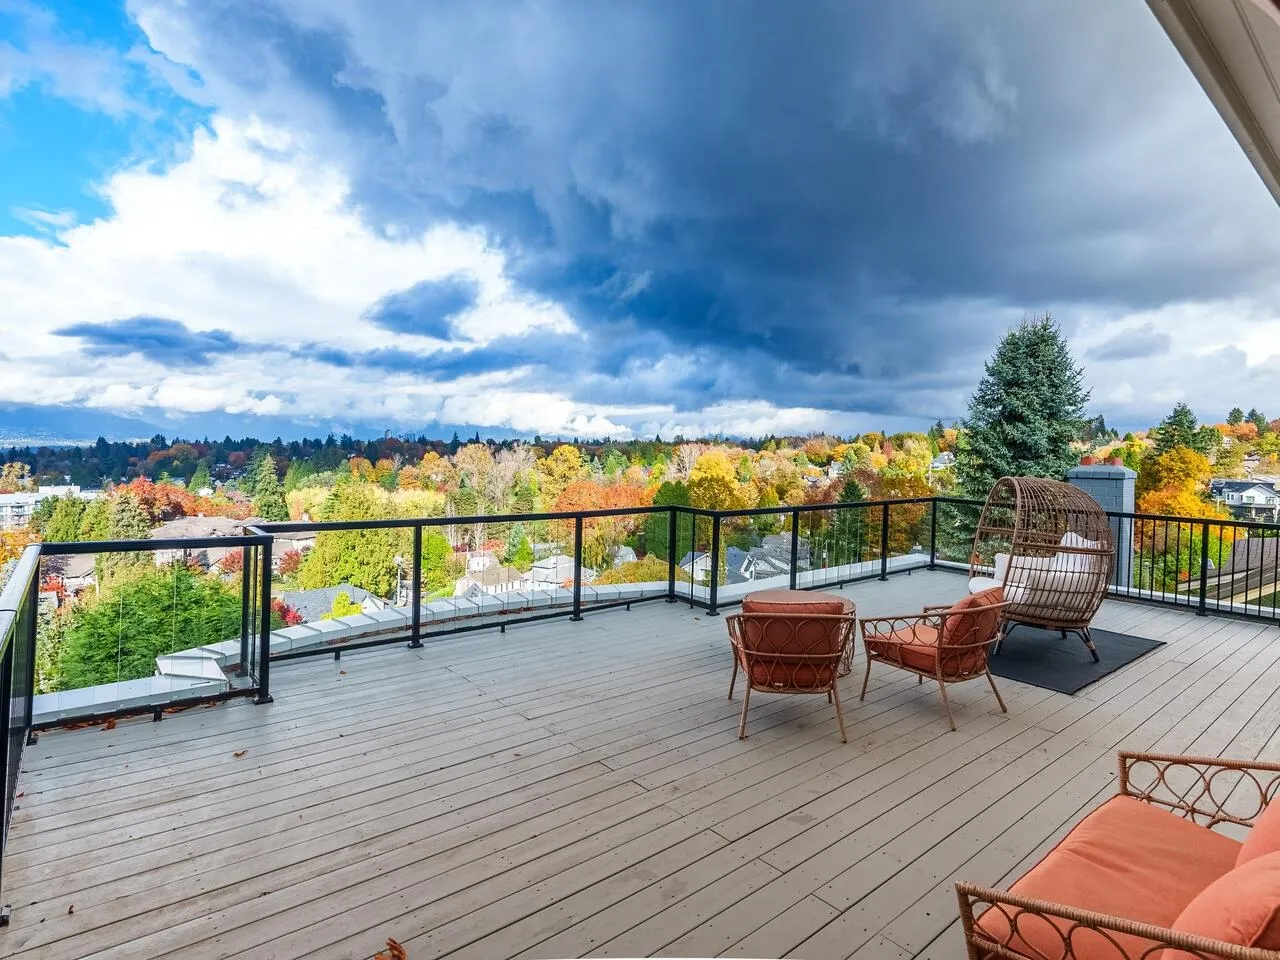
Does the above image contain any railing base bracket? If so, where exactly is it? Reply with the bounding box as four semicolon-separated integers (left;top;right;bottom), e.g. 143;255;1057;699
253;694;275;705
569;615;584;622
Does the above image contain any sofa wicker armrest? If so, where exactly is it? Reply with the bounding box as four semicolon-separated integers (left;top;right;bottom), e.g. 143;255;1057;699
1117;751;1280;829
956;882;1280;960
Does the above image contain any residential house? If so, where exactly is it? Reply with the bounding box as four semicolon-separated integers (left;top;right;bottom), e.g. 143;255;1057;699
1197;537;1280;607
464;551;499;573
930;451;956;471
454;564;530;598
530;554;577;587
1209;479;1280;521
279;584;384;623
678;551;713;583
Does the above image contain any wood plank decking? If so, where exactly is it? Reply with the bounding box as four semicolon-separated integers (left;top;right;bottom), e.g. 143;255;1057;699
3;569;1279;960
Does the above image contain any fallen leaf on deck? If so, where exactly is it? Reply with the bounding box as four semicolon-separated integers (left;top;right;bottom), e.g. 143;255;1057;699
339;670;347;675
101;718;116;731
387;938;408;960
233;750;247;758
66;905;73;915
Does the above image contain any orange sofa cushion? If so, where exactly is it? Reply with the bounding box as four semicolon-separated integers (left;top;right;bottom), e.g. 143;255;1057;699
738;590;853;690
1238;799;1280;866
977;795;1241;960
1165;852;1280;957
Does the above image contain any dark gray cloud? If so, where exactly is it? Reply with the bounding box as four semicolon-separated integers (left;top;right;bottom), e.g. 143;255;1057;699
363;276;480;338
131;0;1280;425
1087;324;1173;362
54;315;242;367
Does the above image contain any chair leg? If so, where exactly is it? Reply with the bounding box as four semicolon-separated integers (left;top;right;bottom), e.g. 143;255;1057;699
860;656;872;701
827;689;833;704
738;685;752;740
728;659;738;700
936;678;958;732
831;683;848;743
1080;628;1100;663
917;674;923;685
985;668;1007;714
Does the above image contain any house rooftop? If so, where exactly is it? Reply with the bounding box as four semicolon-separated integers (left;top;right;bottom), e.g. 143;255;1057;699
7;569;1279;959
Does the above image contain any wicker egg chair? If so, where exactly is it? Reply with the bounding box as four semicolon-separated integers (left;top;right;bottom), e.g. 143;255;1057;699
968;476;1114;661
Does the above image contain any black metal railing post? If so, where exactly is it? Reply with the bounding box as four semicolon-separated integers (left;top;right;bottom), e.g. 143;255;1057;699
239;545;251;675
789;509;800;590
665;508;678;602
928;500;938;570
879;502;890;581
570;515;584;621
707;514;721;616
255;538;274;704
408;524;423;648
1197;519;1210;616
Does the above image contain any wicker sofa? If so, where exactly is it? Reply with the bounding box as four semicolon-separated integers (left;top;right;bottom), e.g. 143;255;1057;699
957;751;1280;960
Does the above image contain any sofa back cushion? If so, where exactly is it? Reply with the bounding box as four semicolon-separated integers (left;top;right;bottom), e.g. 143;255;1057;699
1165;851;1280;958
1239;798;1280;866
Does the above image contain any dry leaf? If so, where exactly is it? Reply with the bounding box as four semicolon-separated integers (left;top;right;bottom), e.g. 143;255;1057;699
387;938;408;960
66;905;74;915
233;750;247;759
339;670;347;676
101;718;117;731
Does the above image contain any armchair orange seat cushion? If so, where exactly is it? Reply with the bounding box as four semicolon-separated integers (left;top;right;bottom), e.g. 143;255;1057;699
976;795;1242;960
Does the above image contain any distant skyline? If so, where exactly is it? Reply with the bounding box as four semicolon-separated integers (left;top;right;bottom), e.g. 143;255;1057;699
4;0;1280;441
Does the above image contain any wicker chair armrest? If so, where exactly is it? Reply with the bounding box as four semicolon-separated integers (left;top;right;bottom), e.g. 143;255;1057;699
956;882;1280;960
1117;751;1280;828
859;611;942;638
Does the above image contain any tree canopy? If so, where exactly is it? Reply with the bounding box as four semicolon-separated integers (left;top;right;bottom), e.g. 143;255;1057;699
954;315;1089;499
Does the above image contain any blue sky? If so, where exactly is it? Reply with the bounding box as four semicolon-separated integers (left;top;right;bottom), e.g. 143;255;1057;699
4;0;1280;441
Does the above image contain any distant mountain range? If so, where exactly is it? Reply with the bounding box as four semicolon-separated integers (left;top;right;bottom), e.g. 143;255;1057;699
0;404;530;447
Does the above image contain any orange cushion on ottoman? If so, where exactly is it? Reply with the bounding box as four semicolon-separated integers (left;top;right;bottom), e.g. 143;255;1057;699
977;796;1242;960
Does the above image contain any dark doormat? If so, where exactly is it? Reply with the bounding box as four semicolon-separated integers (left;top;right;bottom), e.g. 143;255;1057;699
988;626;1164;695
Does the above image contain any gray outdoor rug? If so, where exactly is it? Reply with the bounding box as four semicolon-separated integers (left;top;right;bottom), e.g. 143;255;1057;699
988;626;1164;695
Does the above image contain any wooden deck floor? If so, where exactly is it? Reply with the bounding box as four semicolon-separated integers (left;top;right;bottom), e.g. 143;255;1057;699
4;569;1280;960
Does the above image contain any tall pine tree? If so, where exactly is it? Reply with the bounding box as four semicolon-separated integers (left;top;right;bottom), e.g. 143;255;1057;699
252;454;289;522
954;315;1089;500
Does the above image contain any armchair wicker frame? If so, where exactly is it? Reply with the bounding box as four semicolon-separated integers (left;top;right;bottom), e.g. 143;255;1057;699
726;611;857;743
860;599;1012;731
957;751;1280;960
969;476;1114;662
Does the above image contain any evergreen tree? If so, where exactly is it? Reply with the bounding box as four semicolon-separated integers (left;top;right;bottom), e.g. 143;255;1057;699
44;496;87;542
1227;407;1245;426
189;460;213;493
282;458;315;492
644;481;692;560
954;315;1089;501
829;477;869;564
1248;408;1269;435
77;498;111;541
109;492;152;540
1153;403;1202;454
252;454;289;522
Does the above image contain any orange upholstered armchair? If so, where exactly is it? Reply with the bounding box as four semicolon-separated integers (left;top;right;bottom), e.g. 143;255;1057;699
726;590;857;742
859;587;1009;731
